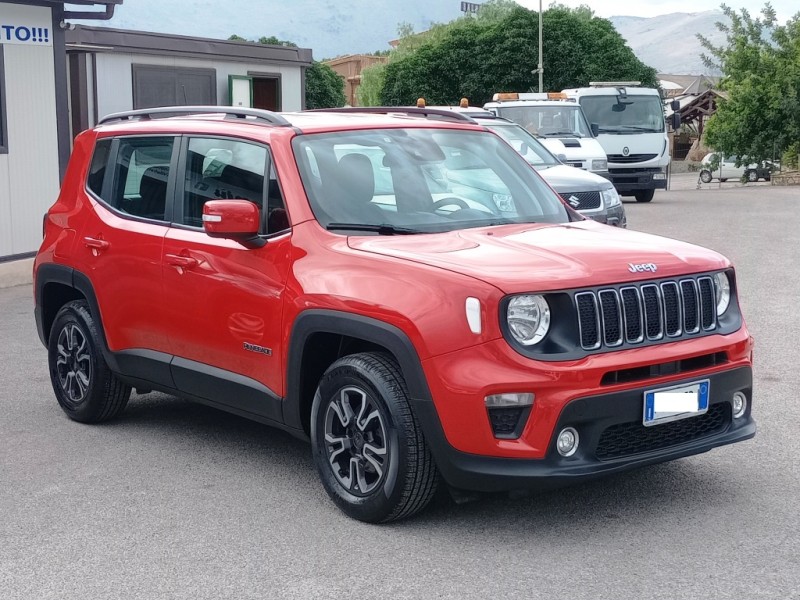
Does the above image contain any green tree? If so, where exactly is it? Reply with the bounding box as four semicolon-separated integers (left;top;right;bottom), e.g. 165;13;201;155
357;63;387;106
379;3;657;106
229;35;345;109
305;61;346;109
700;4;800;165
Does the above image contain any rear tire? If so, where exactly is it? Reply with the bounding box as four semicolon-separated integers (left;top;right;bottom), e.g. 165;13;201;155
747;170;759;182
311;352;440;523
47;300;131;423
634;189;655;203
699;170;712;183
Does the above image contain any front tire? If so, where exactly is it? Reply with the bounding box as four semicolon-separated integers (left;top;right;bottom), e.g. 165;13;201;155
699;170;713;183
311;352;439;523
48;300;131;423
746;170;759;182
634;189;655;203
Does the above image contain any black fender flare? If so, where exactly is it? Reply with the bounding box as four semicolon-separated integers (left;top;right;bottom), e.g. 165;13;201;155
283;310;433;430
35;263;121;372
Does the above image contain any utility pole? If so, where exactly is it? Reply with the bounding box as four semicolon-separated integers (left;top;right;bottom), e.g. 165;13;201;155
538;0;543;92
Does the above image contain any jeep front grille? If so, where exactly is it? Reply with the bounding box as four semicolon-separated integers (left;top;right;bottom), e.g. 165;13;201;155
575;276;717;350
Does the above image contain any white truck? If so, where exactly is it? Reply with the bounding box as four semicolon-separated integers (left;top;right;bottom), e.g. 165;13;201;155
562;82;672;203
483;93;609;180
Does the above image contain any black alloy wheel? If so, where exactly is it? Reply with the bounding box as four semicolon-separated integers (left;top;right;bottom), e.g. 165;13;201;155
48;301;131;423
311;352;439;523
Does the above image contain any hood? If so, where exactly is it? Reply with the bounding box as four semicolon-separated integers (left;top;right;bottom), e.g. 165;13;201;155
540;137;605;161
347;221;729;294
537;164;612;193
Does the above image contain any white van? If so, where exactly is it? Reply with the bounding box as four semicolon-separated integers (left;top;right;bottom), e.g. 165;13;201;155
483;93;609;180
562;83;671;203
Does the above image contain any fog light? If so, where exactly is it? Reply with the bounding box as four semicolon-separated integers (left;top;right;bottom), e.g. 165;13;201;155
486;393;534;439
556;427;579;457
732;392;747;419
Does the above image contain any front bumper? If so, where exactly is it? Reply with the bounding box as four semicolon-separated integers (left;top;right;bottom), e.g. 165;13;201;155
609;167;668;193
414;366;755;492
582;203;626;227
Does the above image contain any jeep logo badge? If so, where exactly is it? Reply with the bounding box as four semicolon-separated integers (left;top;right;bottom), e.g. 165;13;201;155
628;262;657;273
622;146;630;156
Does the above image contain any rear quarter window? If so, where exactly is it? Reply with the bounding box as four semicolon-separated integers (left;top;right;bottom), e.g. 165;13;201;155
87;138;112;200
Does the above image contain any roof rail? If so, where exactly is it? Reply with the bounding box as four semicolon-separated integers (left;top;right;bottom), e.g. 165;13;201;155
98;106;292;127
305;106;478;124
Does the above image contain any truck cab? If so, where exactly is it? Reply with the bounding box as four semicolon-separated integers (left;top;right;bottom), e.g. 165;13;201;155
483;93;609;180
562;82;670;203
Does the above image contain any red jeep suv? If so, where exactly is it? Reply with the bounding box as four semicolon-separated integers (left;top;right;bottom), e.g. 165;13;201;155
34;106;755;522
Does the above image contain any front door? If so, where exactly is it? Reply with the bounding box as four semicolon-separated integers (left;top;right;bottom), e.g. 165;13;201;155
161;136;292;421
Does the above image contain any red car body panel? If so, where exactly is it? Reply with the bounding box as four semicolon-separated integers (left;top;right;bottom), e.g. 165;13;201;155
33;112;755;491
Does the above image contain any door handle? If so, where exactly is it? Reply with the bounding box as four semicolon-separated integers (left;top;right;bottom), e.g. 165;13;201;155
165;253;199;269
84;237;110;255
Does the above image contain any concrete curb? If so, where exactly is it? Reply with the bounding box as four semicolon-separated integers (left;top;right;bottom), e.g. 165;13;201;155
0;258;34;289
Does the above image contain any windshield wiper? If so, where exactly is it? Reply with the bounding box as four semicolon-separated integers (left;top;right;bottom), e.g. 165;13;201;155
326;223;424;235
542;130;582;137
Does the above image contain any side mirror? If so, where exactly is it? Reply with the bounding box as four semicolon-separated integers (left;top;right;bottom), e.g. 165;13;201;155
203;200;265;248
671;112;681;131
591;123;600;137
671;99;681;111
556;153;567;162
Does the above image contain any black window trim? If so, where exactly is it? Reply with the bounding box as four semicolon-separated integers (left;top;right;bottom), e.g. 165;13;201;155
0;46;8;154
84;132;292;237
85;133;180;225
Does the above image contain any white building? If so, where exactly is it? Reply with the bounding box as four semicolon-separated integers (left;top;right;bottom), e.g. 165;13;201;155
0;0;311;266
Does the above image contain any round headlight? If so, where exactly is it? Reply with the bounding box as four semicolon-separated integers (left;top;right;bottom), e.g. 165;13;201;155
713;272;731;316
507;295;550;346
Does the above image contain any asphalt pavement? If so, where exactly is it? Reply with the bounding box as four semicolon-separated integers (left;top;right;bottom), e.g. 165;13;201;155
1;182;798;599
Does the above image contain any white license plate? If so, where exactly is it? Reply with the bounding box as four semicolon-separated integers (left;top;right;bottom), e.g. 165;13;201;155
643;379;710;426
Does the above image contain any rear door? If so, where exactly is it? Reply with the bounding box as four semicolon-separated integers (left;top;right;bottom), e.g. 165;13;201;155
161;136;292;421
78;136;176;376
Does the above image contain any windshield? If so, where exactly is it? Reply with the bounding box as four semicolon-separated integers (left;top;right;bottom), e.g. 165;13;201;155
292;128;570;234
494;105;592;138
481;121;561;168
579;94;665;133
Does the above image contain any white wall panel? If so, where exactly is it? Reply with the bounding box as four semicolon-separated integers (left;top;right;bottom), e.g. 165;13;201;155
1;4;59;257
0;155;12;256
95;53;305;117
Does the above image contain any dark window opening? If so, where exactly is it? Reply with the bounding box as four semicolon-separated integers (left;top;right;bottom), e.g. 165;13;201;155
132;65;216;109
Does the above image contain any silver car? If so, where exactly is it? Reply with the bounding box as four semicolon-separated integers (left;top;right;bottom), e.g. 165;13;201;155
475;115;626;227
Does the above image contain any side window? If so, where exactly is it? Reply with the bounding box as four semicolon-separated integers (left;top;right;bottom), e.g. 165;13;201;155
182;138;267;228
87;139;112;200
109;137;175;221
266;164;290;234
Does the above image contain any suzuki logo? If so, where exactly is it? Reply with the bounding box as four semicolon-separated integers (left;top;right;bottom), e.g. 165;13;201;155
622;146;630;156
568;195;581;208
628;263;658;273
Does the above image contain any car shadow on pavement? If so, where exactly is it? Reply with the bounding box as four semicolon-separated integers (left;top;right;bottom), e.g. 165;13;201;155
99;391;743;533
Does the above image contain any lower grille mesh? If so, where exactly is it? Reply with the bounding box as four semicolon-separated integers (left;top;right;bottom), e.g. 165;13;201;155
595;403;730;460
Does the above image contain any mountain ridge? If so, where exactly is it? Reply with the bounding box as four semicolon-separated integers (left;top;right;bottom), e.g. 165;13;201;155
77;2;728;74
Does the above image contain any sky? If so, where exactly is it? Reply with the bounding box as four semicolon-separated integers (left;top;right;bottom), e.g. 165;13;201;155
516;0;796;21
